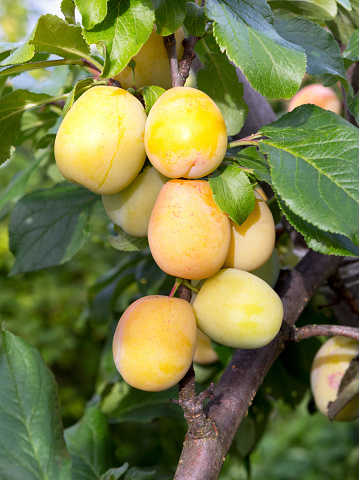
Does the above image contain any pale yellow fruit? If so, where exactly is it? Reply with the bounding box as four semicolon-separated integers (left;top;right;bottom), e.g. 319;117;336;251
193;268;283;349
148;179;231;280
114;26;184;90
288;84;342;115
54;86;147;195
250;248;280;288
112;295;197;392
145;87;227;178
310;336;359;421
193;329;219;365
102;166;168;237
224;191;276;271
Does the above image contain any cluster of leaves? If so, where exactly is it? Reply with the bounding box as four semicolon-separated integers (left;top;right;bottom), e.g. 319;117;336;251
1;0;359;479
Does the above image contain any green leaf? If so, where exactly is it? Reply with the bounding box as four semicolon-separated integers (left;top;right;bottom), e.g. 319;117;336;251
63;77;95;116
0;151;45;220
184;3;208;37
138;85;166;114
0;89;51;165
9;184;99;275
343;28;359;61
328;356;359;421
268;0;337;19
235;147;272;186
205;0;307;99
84;0;155;79
327;0;359;44
75;0;108;29
61;0;76;24
108;385;182;423
0;330;72;480
108;226;149;252
260;105;359;245
274;17;348;91
209;165;255;225
125;468;155;480
196;49;247;136
276;192;359;256
337;0;352;9
101;465;129;480
2;15;92;66
65;407;115;480
347;90;359;125
154;0;187;36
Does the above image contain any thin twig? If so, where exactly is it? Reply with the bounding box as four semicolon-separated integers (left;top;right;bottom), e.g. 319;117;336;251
164;33;181;87
293;324;359;342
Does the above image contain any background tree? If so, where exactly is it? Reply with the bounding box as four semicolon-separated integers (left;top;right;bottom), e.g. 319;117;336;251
1;1;359;479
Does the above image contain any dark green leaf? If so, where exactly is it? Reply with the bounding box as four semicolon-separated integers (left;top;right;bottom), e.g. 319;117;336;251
65;407;115;480
125;468;155;480
184;2;208;37
154;0;187;36
61;0;76;24
101;465;129;480
235;147;272;186
205;0;307;99
274;17;348;91
0;330;72;480
138;85;166;114
9;184;99;275
84;0;155;79
75;0;108;29
343;28;359;61
328;356;359;421
260;105;359;245
327;0;359;44
276;192;359;256
109;226;149;252
0;89;51;165
196;47;248;135
268;0;337;20
209;165;255;225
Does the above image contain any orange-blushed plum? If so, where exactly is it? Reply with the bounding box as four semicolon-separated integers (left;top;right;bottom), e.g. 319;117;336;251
54;86;147;195
224;191;276;272
114;26;184;90
310;336;359;421
192;269;283;349
287;84;342;115
102;166;168;237
193;329;219;365
144;87;227;178
148;179;231;280
112;296;197;392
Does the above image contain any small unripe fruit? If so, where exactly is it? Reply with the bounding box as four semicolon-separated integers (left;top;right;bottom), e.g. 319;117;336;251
145;87;227;178
193;329;219;365
310;336;359;421
148;179;231;280
224;191;276;271
113;296;197;392
193;268;283;349
114;26;184;90
54;86;147;194
102;166;168;237
287;84;342;115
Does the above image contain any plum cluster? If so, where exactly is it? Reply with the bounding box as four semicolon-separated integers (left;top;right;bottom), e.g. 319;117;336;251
54;84;284;392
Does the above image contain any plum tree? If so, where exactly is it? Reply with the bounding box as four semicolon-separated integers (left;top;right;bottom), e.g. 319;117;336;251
102;166;168;237
144;87;228;178
310;336;359;421
112;295;197;392
114;26;184;90
287;84;342;115
224;191;276;271
193;329;219;365
148;179;231;279
250;248;280;288
192;268;283;349
54;86;147;195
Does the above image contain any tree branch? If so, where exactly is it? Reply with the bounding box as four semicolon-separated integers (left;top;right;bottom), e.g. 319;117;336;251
165;33;201;88
174;251;341;479
293;324;359;342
